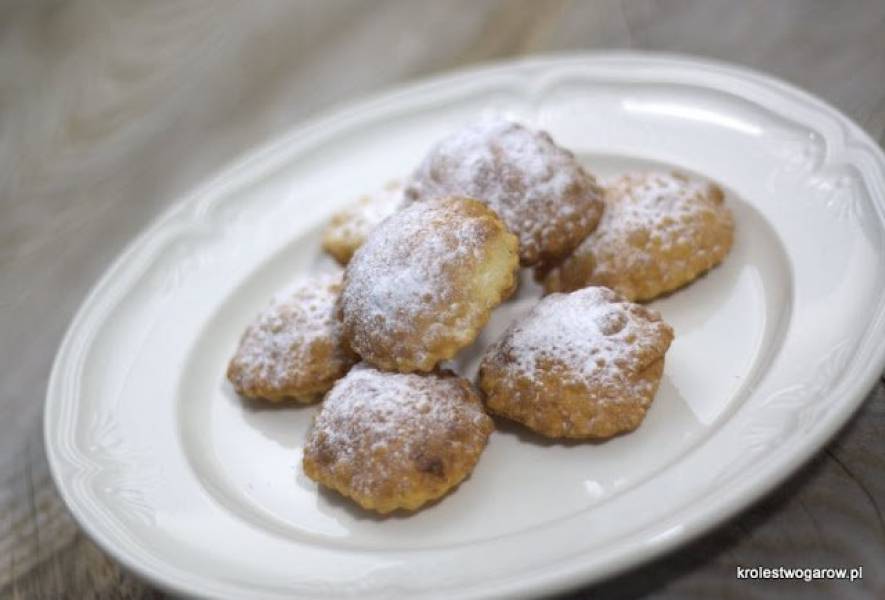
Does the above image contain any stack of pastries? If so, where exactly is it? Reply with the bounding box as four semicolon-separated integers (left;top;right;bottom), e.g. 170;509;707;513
228;118;734;514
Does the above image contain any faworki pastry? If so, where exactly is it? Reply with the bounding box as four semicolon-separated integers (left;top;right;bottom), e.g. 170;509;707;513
404;118;605;267
322;180;404;265
479;286;674;439
339;196;519;373
302;364;494;514
542;171;734;300
227;273;357;402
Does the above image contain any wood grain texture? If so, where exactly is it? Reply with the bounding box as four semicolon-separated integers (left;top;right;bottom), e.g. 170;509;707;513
1;0;883;598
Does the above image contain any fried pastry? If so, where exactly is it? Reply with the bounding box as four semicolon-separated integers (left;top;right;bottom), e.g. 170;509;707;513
322;181;403;265
542;171;734;300
479;286;674;439
405;118;604;267
227;274;357;402
302;364;494;514
339;196;519;373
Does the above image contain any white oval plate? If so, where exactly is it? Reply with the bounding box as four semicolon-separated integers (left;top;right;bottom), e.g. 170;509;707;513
46;53;885;599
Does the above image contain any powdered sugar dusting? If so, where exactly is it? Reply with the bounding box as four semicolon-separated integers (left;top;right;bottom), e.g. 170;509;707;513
228;273;352;396
490;287;673;398
340;197;508;368
405;118;603;265
326;181;404;247
306;364;490;496
588;171;726;273
540;170;734;299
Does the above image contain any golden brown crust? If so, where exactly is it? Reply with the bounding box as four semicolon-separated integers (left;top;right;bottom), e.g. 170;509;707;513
339;196;519;373
479;287;674;439
302;365;494;514
405;119;604;267
226;274;357;402
542;171;734;301
321;181;403;265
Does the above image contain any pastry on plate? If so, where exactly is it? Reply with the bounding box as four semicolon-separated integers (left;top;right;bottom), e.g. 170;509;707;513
339;196;519;373
541;171;734;301
479;286;674;439
322;181;404;265
404;118;605;267
302;364;494;514
227;274;357;402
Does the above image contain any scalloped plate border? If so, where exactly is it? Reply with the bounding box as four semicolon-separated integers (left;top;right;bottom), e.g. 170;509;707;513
45;52;885;599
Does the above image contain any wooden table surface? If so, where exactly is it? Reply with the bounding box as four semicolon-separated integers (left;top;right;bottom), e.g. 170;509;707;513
2;1;884;598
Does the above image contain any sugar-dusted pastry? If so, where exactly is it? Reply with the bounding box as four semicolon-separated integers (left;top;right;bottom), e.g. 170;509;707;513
339;196;519;373
542;171;734;300
226;274;357;402
322;181;403;265
479;286;674;439
404;118;604;267
302;364;494;514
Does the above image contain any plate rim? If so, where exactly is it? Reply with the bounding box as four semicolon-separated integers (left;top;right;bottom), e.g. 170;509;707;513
44;50;885;599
